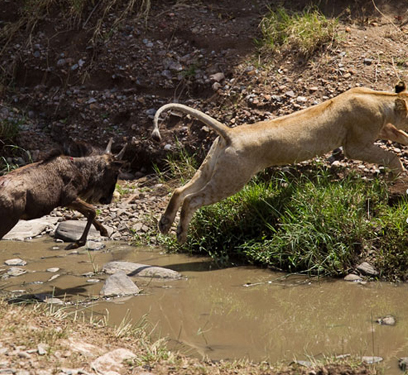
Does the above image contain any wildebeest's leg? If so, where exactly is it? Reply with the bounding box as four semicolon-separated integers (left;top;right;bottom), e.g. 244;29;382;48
65;198;109;249
0;216;20;240
159;138;222;234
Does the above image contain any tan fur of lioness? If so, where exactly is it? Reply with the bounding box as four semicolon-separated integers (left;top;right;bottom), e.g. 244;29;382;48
152;84;408;243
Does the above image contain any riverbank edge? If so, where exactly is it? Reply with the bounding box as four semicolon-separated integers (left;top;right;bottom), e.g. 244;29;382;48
0;296;376;375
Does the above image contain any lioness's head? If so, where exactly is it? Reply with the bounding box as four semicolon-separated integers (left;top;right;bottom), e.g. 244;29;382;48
395;81;406;94
394;81;408;129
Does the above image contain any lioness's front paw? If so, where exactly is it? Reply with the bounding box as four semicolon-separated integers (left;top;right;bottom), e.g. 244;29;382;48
159;216;172;234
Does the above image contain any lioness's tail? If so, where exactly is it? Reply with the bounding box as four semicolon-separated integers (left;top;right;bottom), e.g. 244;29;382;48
151;103;232;145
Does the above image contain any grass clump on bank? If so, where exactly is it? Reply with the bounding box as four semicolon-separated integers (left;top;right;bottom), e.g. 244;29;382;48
259;6;338;57
155;151;408;280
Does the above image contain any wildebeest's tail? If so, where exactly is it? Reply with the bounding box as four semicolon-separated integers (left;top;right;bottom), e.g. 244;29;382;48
151;103;232;145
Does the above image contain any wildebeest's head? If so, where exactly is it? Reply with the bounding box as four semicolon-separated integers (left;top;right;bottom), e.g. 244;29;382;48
79;139;127;205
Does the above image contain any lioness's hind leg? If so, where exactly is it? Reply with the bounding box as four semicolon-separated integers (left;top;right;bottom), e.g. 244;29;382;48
176;171;252;243
159;166;215;234
159;138;222;234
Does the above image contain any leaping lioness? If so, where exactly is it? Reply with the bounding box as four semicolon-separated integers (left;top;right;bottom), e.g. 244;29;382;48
152;83;408;243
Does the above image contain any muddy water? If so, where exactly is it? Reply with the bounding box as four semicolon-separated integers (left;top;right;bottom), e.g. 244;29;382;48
1;238;408;374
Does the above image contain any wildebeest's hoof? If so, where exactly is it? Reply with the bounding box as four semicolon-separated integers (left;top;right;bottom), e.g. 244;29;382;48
99;227;109;237
159;216;172;234
176;225;187;244
65;241;85;250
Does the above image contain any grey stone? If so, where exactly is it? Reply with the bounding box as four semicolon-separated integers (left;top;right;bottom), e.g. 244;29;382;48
290;360;313;367
45;297;64;305
357;262;379;276
376;315;396;326
399;357;408;371
3;217;59;240
48;274;60;282
5;258;27;266
103;261;182;279
210;72;225;82
344;274;363;282
6;267;27;277
362;356;383;364
54;220;112;242
46;267;60;273
91;348;136;374
86;241;105;251
100;271;140;296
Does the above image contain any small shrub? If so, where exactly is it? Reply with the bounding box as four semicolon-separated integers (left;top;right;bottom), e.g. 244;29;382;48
259;6;338;57
168;167;383;275
0;119;21;142
154;141;198;185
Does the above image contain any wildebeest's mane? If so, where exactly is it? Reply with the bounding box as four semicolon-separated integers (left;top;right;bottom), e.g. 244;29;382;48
63;140;103;157
39;149;63;163
39;141;103;164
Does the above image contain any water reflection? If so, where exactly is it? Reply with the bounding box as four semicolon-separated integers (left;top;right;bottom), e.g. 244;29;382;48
1;238;407;374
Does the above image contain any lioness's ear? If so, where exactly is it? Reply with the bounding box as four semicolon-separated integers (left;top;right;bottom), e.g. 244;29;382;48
395;81;407;93
395;98;408;115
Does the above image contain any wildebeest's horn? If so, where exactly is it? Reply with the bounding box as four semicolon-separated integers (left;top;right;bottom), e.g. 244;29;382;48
115;144;127;160
105;138;113;154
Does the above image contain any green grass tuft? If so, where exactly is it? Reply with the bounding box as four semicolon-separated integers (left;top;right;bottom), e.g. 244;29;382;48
259;6;338;57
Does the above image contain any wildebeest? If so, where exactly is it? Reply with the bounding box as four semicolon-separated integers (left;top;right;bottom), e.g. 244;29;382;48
0;139;126;249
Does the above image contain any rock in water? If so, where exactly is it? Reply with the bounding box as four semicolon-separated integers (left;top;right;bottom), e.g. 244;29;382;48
100;271;140;297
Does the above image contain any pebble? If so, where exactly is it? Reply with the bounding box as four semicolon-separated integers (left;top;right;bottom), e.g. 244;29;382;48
4;259;27;266
212;82;222;91
344;274;363;282
6;267;27;277
362;356;383;364
86;241;105;251
210;72;225;82
91;348;136;374
37;344;49;356
376;315;396;326
356;262;378;276
399;357;408;371
46;267;60;273
45;297;64;305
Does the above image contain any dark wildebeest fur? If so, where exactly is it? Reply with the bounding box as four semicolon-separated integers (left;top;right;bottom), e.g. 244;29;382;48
0;139;126;249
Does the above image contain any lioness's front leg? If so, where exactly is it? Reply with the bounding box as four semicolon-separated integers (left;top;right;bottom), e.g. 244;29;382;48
344;142;404;177
379;123;408;145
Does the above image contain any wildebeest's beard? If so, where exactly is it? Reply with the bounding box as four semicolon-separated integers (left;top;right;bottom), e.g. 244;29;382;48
79;166;119;205
99;178;118;204
81;185;116;204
